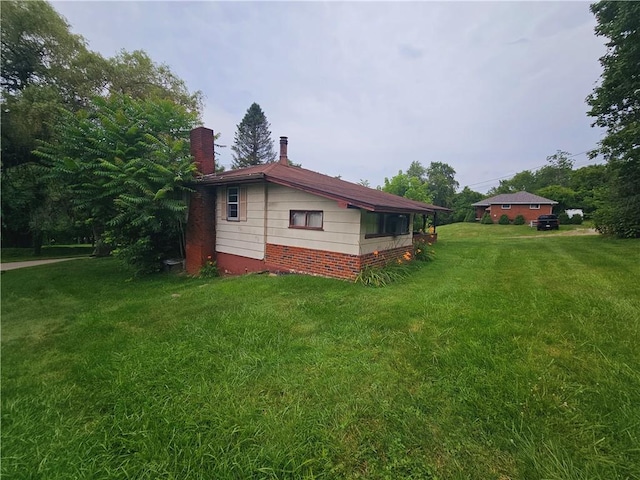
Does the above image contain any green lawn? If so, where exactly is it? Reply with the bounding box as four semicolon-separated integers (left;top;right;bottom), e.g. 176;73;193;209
2;224;639;479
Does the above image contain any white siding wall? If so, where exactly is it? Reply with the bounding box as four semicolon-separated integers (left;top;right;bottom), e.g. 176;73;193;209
358;213;414;255
216;184;266;259
266;184;362;255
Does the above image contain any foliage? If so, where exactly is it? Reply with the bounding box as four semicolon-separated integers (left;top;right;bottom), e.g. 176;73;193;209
514;214;526;225
382;170;431;203
36;93;198;270
558;212;571;225
489;151;574;195
536;185;578;214
571;214;584;225
480;213;493;224
1;1;204;253
354;263;411;287
452;186;483;222
498;214;510;225
199;256;219;278
587;1;640;238
231;102;276;168
425;161;458;211
413;239;435;262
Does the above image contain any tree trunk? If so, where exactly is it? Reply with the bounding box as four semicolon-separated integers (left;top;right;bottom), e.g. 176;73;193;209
92;225;112;257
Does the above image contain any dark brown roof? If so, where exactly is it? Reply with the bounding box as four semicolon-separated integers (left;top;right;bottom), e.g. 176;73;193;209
471;191;558;207
196;163;451;214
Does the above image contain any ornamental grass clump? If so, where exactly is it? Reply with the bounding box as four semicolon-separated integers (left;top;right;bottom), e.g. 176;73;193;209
414;239;435;262
355;247;427;287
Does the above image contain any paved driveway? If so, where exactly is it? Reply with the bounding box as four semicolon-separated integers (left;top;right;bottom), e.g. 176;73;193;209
0;257;86;271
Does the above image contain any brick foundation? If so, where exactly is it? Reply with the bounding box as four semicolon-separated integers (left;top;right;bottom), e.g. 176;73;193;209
216;252;266;275
264;243;414;280
265;243;361;280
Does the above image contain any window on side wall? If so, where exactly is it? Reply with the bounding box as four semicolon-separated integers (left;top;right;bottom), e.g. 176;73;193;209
364;212;410;238
530;204;540;209
225;186;247;221
501;204;511;210
289;210;323;230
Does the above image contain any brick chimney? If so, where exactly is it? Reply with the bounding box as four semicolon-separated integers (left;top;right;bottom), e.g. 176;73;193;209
185;126;216;275
190;126;215;175
279;136;288;165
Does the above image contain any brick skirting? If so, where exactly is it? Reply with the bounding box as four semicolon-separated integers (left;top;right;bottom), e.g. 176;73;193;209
265;243;413;280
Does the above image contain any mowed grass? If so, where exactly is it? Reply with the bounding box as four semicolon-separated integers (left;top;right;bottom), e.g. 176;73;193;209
2;224;639;479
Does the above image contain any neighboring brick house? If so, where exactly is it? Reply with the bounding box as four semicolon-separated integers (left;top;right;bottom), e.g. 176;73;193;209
471;192;557;223
186;127;450;279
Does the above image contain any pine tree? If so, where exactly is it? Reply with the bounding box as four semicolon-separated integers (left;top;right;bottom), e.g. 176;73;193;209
231;103;276;168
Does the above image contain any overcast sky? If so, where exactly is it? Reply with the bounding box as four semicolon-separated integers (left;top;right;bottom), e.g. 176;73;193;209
52;1;606;193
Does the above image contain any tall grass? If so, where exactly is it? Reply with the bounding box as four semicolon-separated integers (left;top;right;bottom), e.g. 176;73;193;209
2;225;639;479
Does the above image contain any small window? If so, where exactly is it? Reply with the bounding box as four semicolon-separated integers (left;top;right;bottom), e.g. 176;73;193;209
501;204;511;210
227;187;239;220
530;204;540;209
290;210;323;229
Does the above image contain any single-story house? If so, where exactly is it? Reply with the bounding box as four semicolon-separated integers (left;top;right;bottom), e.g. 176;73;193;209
471;191;557;223
185;127;450;279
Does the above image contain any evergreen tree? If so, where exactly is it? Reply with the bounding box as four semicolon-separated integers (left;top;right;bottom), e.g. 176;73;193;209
231;103;276;168
587;1;640;237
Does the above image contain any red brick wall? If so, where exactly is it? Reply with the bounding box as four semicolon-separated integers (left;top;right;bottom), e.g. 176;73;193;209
489;204;553;223
185;186;216;275
216;252;266;275
359;245;412;270
265;243;361;280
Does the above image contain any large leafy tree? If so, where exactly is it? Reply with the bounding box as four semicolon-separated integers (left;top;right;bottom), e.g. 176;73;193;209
1;0;204;254
452;186;484;222
587;1;640;237
1;0;106;250
36;94;198;272
231;103;276;168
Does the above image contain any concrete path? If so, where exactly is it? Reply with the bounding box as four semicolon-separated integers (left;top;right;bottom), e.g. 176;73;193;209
0;257;86;271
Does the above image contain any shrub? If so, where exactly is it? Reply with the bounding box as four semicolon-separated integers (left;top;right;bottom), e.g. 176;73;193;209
571;214;583;225
113;236;163;276
464;211;476;222
513;214;526;225
354;264;408;287
199;256;219;278
414;240;435;262
480;213;493;224
498;214;510;225
558;212;571;224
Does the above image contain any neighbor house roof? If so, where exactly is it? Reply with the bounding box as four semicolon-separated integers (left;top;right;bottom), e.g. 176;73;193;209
471;191;558;207
195;162;451;214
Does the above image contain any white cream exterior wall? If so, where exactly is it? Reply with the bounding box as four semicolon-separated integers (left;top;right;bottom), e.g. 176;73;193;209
265;184;362;255
215;184;265;259
216;182;414;259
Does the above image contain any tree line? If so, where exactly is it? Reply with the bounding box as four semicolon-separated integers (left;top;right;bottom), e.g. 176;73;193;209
0;1;279;273
383;1;639;237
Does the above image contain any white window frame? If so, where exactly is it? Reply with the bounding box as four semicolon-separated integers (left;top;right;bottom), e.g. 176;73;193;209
530;204;541;210
501;204;511;210
227;186;239;221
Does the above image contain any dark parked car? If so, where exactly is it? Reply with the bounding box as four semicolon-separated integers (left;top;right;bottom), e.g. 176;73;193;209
537;214;559;231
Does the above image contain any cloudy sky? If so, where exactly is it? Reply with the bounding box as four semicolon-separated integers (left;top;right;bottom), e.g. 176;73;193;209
52;1;606;193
